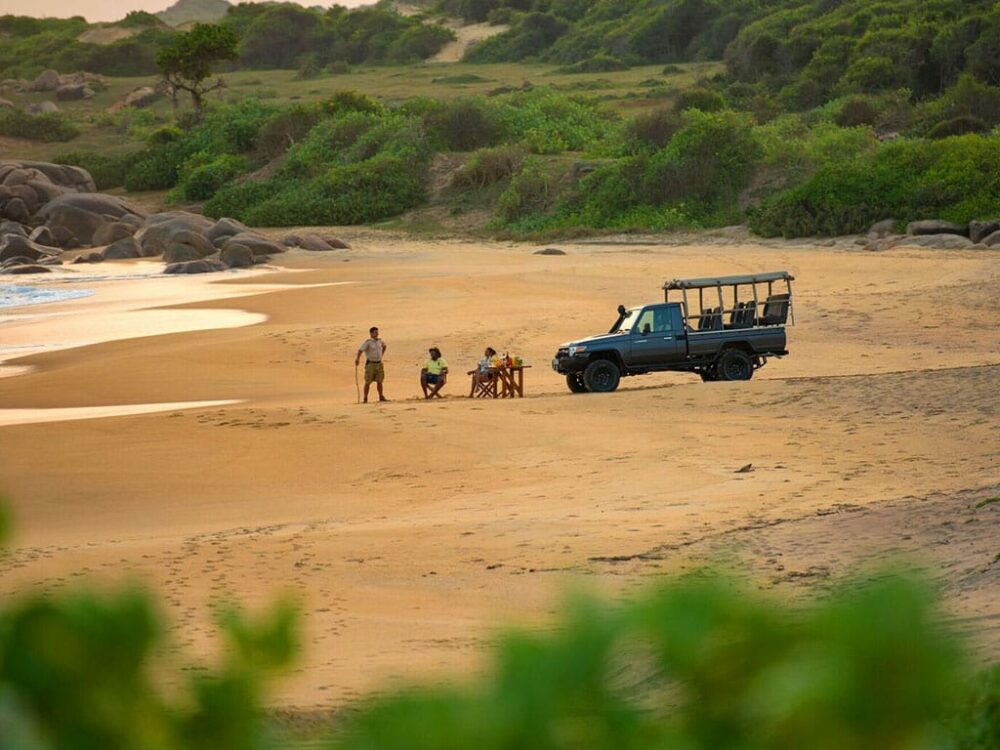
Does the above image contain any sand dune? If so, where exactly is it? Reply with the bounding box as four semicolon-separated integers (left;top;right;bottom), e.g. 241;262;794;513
0;236;997;708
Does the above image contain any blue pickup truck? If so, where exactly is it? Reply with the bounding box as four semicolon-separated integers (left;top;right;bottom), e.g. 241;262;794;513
552;271;794;393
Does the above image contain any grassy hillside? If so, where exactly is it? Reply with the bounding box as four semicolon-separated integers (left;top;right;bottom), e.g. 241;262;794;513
2;1;998;239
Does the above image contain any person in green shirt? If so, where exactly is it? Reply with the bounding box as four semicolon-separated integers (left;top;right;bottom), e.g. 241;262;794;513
420;347;448;399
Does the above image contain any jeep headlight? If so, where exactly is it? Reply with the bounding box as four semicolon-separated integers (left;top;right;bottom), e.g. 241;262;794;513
568;345;588;356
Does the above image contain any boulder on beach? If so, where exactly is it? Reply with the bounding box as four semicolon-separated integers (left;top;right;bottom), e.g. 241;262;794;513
163;259;227;275
163;242;207;263
980;230;1000;247
867;219;897;238
0;220;28;237
0;160;96;194
29;226;58;247
895;234;973;249
969;220;1000;244
281;233;345;251
102;236;141;260
206;217;251;244
135;212;214;257
534;247;567;255
92;221;135;246
2;264;52;274
73;252;105;264
906;220;968;237
37;202;109;247
222;232;285;257
0;234;60;262
220;242;254;268
2;197;31;223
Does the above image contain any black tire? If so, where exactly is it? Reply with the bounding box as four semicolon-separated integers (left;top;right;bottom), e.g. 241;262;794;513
717;349;753;381
566;372;588;393
583;359;621;393
699;369;718;382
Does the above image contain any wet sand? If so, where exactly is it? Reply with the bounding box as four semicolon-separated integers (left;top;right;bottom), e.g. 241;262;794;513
0;236;997;708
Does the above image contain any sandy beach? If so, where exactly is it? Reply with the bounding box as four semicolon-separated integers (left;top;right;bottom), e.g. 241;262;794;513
0;235;997;709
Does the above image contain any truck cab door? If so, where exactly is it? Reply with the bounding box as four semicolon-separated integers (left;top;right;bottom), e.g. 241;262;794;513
630;305;685;366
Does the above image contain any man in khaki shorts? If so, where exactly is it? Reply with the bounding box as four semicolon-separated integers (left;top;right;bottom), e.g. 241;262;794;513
355;326;388;403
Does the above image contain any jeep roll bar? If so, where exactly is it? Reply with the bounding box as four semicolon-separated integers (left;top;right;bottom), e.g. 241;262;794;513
663;271;794;330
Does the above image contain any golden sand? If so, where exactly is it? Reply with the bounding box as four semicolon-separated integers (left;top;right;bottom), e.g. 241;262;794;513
0;236;997;708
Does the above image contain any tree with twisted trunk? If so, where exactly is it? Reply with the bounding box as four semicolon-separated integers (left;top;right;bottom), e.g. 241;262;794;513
155;23;238;120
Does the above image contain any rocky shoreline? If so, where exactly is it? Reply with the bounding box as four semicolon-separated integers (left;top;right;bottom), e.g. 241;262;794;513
0;160;350;276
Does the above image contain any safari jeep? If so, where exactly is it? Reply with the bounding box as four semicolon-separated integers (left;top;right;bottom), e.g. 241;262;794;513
552;271;794;393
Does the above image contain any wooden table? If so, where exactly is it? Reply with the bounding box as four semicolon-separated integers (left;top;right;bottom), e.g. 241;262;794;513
472;365;530;398
496;365;530;398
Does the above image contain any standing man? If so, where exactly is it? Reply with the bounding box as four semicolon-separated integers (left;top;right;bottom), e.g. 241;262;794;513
355;326;388;403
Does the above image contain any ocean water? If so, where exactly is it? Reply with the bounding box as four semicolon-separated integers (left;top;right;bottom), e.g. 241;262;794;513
0;284;95;309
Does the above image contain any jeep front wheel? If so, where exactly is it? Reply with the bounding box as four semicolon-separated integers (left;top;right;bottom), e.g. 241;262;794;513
566;373;588;393
717;349;753;381
583;359;621;392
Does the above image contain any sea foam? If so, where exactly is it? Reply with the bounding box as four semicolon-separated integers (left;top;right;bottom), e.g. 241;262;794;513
0;284;94;309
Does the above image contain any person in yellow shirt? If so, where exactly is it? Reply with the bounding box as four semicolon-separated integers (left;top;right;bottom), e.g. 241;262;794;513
420;346;449;399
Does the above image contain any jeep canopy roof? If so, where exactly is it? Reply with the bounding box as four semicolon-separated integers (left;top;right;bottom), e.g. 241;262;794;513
662;271;794;290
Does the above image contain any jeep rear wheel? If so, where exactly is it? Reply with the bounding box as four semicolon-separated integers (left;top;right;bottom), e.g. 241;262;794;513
717;349;753;381
583;359;621;393
566;373;588;393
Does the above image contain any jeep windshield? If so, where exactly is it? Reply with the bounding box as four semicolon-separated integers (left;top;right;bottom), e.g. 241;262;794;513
612;308;641;333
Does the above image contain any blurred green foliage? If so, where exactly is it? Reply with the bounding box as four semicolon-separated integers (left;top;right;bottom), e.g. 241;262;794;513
0;495;997;750
0;498;297;750
330;572;1000;750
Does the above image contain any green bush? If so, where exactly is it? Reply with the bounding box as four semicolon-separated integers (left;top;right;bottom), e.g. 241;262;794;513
319;90;384;117
496;161;555;221
125;142;187;192
928;116;989;139
640;109;761;216
423;97;505;151
0;109;79;142
210;154;426;227
280;111;381;177
749;133;1000;237
255;103;324;161
497;89;613;154
52;151;138;190
675;87;727;113
624;106;681;152
835;97;880;128
453;144;527;189
175;154;248;201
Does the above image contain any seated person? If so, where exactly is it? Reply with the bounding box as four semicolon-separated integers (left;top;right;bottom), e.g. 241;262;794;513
421;347;448;399
468;347;497;397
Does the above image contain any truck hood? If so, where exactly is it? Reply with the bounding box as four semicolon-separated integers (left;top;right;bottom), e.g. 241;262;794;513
560;333;626;349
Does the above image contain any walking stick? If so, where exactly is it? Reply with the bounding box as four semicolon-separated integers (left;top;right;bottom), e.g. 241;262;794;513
354;362;361;404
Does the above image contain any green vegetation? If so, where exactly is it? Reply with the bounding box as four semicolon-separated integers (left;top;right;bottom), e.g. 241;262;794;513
0;3;455;81
156;23;239;117
1;493;998;750
0;108;80;142
749;134;1000;237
